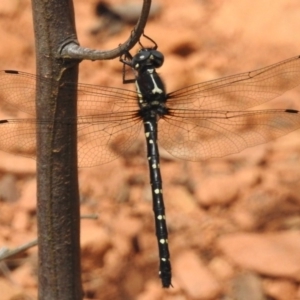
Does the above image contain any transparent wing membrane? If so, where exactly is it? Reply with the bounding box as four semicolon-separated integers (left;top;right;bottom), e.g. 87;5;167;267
167;55;300;110
159;109;300;160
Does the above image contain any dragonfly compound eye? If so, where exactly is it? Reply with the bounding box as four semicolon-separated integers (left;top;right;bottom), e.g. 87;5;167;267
149;50;164;68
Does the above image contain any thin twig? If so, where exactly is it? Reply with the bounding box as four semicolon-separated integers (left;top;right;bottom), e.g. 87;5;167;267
0;240;38;261
59;0;152;60
0;214;98;261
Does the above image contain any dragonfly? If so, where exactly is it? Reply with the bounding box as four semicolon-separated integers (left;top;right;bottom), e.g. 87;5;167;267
1;41;300;288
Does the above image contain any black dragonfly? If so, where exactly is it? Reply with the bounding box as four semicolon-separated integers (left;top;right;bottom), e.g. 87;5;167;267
1;42;300;287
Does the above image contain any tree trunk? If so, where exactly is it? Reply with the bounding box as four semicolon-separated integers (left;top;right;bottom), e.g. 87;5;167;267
31;0;82;298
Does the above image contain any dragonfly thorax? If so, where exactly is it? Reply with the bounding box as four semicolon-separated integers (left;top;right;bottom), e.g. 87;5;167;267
135;64;167;107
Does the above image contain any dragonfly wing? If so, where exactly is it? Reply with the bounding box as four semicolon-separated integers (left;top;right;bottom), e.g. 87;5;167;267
167;55;300;111
0;114;143;167
0;71;36;115
0;119;37;159
158;108;300;160
0;70;139;116
77;83;138;115
77;113;142;167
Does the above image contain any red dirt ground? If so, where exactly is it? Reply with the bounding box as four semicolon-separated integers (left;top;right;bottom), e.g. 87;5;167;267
0;0;300;299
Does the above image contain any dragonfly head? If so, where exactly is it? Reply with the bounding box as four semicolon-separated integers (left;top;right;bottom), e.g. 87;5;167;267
131;48;164;71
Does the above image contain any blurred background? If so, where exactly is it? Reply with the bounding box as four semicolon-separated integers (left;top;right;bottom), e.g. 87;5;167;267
0;0;300;299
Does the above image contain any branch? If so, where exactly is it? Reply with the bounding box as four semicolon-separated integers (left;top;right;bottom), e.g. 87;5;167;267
59;0;152;60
